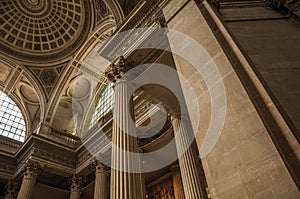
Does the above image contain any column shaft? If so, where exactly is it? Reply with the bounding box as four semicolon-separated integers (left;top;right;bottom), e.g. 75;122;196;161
17;172;37;199
110;80;142;199
140;174;147;199
70;175;81;199
70;190;80;199
17;161;40;199
172;116;208;199
94;164;109;199
171;165;185;199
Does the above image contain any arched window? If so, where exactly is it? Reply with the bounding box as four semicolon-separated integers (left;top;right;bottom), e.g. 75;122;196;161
0;91;26;142
90;83;114;127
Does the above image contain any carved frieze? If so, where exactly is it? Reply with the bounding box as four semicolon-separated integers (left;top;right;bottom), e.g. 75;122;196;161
32;148;77;168
77;149;93;166
0;162;16;175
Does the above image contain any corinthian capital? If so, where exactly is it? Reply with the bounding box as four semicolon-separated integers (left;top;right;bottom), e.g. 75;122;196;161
22;160;41;177
70;174;83;190
90;158;108;173
5;180;18;198
105;56;133;83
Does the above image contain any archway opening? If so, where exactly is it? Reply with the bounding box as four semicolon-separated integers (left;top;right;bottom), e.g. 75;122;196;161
0;91;26;142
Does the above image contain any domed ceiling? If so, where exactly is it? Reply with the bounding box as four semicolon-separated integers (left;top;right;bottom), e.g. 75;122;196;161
0;0;92;63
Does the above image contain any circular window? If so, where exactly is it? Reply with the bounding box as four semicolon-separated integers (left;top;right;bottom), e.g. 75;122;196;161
0;91;26;142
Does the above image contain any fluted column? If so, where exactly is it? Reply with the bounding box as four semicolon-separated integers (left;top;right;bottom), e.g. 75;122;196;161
92;160;110;199
172;116;208;199
17;161;40;199
138;148;147;199
5;180;17;199
140;174;147;199
106;56;143;199
70;175;82;199
171;165;185;199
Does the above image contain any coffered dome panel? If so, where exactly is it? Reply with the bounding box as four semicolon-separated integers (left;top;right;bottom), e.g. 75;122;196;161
0;0;92;63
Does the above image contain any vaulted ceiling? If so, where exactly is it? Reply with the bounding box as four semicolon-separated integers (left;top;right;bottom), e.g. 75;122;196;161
0;0;92;64
0;0;132;135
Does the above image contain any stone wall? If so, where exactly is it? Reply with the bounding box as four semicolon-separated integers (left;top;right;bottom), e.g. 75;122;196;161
227;17;300;138
163;0;300;198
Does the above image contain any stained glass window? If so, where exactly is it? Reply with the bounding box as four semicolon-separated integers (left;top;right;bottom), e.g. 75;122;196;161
0;91;26;142
90;83;114;127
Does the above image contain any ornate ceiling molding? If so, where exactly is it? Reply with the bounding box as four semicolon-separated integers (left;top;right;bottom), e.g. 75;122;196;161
0;0;93;64
102;0;125;25
26;63;67;99
45;21;116;125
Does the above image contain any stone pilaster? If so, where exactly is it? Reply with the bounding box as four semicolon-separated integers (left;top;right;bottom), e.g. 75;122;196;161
5;180;17;199
172;116;208;199
91;160;110;199
17;160;40;199
170;165;185;199
70;175;82;199
106;56;143;199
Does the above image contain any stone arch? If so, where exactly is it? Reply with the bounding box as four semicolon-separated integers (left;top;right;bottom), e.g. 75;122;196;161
0;55;45;136
47;20;117;135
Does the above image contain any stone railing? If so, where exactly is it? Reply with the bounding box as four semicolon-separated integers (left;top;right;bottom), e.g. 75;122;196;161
49;129;80;145
34;122;80;147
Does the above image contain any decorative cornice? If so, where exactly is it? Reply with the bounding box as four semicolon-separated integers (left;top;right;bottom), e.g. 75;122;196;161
0;162;16;175
32;148;77;168
0;135;22;150
97;0;169;60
